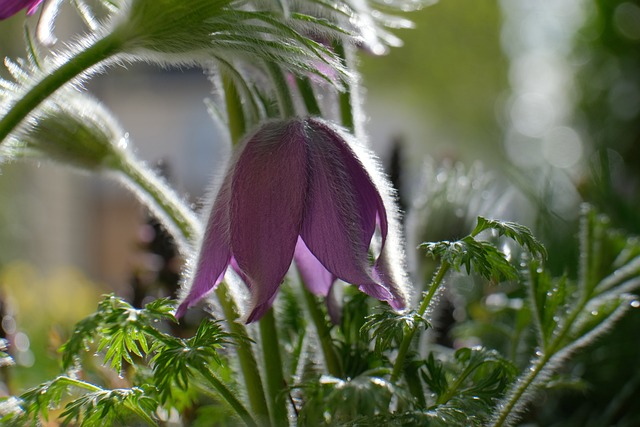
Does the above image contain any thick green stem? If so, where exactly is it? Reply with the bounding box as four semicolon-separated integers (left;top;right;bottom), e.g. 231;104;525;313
332;42;354;132
116;154;201;255
266;62;296;118
119;156;270;422
216;285;271;425
223;73;247;145
490;353;551;427
295;77;321;116
0;33;123;144
219;72;272;424
302;286;343;378
391;262;451;383
491;295;589;427
197;364;259;427
259;309;289;426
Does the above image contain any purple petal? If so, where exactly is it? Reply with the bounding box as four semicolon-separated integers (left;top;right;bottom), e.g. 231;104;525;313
294;236;335;296
307;118;388;252
176;176;233;318
372;249;408;310
230;120;309;322
299;120;380;289
0;0;43;19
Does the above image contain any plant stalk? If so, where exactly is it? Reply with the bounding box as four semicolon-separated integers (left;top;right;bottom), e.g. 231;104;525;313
302;286;343;378
216;285;271;425
259;309;289;426
197;364;259;427
116;154;201;256
0;33;123;144
391;261;451;382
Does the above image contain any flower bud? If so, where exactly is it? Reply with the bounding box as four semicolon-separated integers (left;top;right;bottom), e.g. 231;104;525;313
6;94;126;171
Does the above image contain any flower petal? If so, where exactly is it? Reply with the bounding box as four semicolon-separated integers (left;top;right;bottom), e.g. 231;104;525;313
299;120;380;288
308;118;388;251
26;0;43;15
230;120;309;322
0;0;42;19
294;236;335;296
176;176;232;318
373;252;408;310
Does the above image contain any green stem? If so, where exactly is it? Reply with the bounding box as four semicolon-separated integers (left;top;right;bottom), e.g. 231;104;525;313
332;42;354;132
302;286;343;378
223;73;247;145
115;142;270;424
116;154;201;255
295;77;321;116
220;72;272;424
0;33;123;144
266;62;296;118
491;295;589;427
259;309;289;426
197;364;259;427
216;285;271;425
390;262;451;383
490;353;551;427
56;375;103;392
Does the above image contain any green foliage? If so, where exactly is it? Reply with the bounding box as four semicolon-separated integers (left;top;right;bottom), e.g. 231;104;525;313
422;236;518;282
472;217;547;260
4;376;157;427
362;309;430;354
0;296;243;426
151;319;233;403
60;295;176;373
421;216;544;282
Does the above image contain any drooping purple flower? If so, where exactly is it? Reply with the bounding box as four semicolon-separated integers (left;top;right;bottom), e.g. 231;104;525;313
0;0;43;20
177;117;410;322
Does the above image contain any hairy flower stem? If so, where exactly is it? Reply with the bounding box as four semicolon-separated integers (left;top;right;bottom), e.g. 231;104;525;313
243;62;297;426
116;155;201;256
266;62;296;118
296;77;321;116
220;76;272;425
215;285;271;424
302;286;343;378
113;115;269;423
196;364;259;427
332;42;354;133
259;309;289;426
391;261;451;383
223;73;247;144
491;294;589;427
0;33;123;144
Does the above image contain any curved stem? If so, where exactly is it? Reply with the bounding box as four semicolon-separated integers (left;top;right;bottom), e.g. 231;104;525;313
0;33;123;144
266;62;296;118
218;72;272;424
295;77;321;116
302;286;343;378
197;364;259;427
391;262;450;383
259;309;289;426
223;72;247;145
332;42;354;132
491;295;589;427
215;285;271;425
116;154;201;256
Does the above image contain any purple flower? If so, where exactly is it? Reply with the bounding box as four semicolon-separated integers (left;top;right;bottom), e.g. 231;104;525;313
0;0;43;20
177;118;409;322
